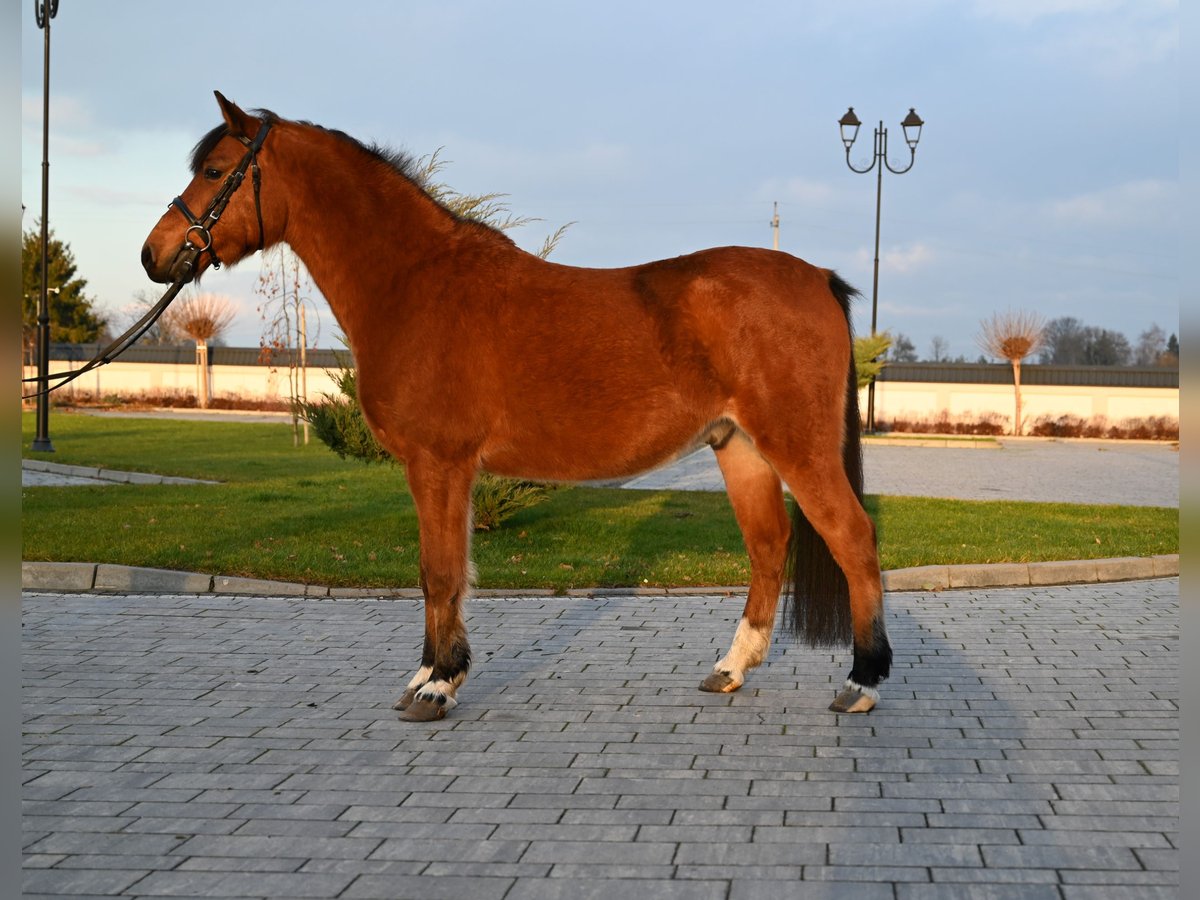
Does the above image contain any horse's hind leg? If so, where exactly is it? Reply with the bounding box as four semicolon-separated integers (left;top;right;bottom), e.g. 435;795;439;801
699;430;791;693
773;454;889;714
392;454;475;722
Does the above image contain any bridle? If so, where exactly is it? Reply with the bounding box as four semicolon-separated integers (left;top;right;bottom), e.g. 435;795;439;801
21;118;274;399
169;118;272;279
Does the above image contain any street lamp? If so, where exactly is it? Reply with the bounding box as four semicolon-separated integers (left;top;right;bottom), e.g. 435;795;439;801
32;0;60;453
838;106;924;432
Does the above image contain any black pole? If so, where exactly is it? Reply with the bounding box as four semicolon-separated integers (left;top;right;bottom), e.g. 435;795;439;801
866;122;884;433
32;0;59;453
839;107;922;435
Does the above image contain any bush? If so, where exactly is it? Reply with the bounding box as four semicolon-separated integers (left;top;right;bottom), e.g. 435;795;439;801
471;473;553;531
301;368;391;464
877;411;1007;436
1030;413;1177;441
46;387;292;412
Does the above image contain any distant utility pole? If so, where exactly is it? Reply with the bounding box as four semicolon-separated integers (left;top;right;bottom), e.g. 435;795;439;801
770;201;780;251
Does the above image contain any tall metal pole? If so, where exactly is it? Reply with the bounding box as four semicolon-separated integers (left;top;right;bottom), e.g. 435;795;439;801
32;0;60;453
866;123;884;432
838;107;923;433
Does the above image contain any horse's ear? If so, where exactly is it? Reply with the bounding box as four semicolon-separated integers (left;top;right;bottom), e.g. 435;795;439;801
214;91;256;139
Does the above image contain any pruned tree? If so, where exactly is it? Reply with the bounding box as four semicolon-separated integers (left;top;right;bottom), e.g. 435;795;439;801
162;292;237;408
976;309;1046;435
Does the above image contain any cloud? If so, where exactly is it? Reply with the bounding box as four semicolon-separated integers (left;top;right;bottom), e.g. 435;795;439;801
856;242;935;274
968;0;1176;75
752;176;837;207
22;92;97;130
970;0;1121;24
1047;179;1175;228
23;92;110;157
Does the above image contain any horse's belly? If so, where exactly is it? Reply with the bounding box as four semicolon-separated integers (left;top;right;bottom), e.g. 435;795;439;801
481;405;715;483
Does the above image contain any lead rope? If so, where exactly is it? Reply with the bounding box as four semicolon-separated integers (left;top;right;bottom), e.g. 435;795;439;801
21;264;195;400
21;119;273;401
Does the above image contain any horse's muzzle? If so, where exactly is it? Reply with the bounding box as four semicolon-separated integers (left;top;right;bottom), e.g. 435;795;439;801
141;241;198;284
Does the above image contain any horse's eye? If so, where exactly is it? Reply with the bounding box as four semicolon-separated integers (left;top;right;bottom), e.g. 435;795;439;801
203;167;222;181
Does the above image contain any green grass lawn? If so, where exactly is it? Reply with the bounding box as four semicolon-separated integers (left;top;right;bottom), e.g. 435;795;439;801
22;411;1178;591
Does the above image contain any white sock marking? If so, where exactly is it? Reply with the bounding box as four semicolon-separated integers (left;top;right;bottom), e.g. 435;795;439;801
406;665;433;690
416;679;459;709
843;678;880;702
714;617;771;679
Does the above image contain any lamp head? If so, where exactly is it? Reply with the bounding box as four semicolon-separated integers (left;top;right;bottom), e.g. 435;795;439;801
901;108;924;149
839;107;861;150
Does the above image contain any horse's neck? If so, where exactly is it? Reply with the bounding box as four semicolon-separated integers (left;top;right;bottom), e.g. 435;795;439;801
276;140;461;345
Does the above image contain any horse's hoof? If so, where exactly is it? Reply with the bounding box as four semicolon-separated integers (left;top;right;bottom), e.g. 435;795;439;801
392;687;417;711
398;697;448;722
829;686;877;713
699;670;741;693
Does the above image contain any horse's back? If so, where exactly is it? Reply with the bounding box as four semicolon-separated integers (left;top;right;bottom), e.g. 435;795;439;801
471;246;851;480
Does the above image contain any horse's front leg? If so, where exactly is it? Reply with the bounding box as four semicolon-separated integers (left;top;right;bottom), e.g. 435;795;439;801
392;455;476;722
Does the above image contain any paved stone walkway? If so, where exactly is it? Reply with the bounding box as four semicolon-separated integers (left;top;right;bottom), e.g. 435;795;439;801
624;438;1179;508
23;579;1178;898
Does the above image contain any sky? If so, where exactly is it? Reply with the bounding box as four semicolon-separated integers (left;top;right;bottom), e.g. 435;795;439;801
19;0;1178;360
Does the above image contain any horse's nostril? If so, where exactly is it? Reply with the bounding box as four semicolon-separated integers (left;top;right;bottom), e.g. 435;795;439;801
141;243;154;271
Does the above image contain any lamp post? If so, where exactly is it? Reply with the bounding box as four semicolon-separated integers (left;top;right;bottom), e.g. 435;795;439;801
838;106;924;432
32;0;60;452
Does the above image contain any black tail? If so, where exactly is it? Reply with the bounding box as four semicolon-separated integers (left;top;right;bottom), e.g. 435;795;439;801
783;270;865;647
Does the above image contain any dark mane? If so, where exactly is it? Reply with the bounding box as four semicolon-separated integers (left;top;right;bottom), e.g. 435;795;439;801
189;109;512;243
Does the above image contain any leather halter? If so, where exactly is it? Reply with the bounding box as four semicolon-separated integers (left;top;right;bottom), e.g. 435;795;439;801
21;118;273;399
169;118;273;278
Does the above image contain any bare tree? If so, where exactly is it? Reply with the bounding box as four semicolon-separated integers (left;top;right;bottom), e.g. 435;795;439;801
162;292;238;408
977;309;1046;435
257;246;320;445
119;290;186;346
1134;324;1167;367
928;335;950;362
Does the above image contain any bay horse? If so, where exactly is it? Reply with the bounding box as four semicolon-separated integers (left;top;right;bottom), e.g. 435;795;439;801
142;93;891;722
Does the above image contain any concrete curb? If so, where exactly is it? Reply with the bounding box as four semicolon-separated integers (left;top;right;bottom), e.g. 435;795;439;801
861;436;1001;449
21;554;1180;598
21;459;219;486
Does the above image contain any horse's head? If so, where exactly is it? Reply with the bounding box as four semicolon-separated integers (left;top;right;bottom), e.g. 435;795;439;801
142;92;280;284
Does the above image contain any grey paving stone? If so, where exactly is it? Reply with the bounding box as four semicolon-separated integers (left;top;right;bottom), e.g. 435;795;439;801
897;886;1063;899
342;874;516;899
22;867;149;896
981;844;1142;870
21;580;1178;898
730;881;895;899
509;879;729;900
128;870;356;897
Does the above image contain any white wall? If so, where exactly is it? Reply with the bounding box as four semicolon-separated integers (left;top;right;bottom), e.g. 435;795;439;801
27;359;1179;427
29;359;342;404
865;381;1178;427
